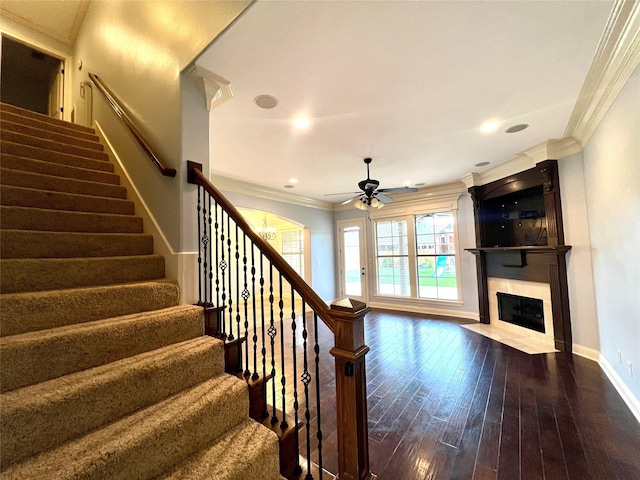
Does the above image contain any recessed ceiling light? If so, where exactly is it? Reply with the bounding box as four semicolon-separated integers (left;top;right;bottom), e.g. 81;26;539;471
283;184;295;189
403;180;411;186
505;123;529;133
289;178;298;184
293;117;310;129
480;120;500;134
475;161;491;167
254;95;278;109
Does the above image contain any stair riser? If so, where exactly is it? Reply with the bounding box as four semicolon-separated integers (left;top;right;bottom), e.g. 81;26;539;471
1;230;153;259
1;185;134;215
0;280;180;336
1;168;127;199
1;141;113;172
1;120;102;151
1;103;94;134
0;376;249;480
0;111;98;142
2;130;108;161
0;305;203;392
1;154;120;185
1;337;225;467
0;206;143;233
0;254;165;294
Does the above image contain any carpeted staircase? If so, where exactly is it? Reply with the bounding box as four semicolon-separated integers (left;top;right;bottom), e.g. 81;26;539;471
0;102;283;479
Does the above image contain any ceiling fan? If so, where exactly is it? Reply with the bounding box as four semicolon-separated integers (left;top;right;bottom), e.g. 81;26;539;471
328;157;418;209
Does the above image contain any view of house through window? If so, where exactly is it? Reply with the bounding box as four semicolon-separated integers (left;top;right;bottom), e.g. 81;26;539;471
374;211;458;301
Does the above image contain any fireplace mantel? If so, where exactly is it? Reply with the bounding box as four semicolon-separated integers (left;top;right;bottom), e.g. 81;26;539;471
467;160;573;352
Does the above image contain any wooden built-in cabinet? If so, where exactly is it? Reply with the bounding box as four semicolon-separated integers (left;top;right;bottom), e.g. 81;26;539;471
466;160;573;352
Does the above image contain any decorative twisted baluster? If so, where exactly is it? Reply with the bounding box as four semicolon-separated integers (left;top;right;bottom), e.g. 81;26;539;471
251;243;259;381
226;213;234;341
242;233;251;378
268;263;278;425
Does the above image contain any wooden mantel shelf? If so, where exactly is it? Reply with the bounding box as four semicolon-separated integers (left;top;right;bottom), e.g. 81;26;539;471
466;245;571;254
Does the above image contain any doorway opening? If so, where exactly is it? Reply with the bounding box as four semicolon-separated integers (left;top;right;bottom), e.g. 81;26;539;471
1;35;64;119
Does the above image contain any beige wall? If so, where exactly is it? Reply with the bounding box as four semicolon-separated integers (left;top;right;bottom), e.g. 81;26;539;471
73;0;251;254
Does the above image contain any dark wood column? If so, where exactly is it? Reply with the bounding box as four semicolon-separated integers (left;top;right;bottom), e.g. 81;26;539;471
329;298;377;480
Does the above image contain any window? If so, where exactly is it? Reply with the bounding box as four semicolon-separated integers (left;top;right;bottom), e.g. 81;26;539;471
415;212;457;300
373;208;459;302
281;229;304;277
375;219;410;296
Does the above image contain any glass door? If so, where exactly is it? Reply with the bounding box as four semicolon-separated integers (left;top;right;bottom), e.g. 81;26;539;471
338;219;368;303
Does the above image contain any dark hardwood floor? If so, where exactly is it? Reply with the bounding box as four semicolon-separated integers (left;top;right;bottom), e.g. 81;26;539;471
295;309;640;480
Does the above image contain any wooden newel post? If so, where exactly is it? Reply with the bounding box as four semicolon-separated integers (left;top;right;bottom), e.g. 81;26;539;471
329;298;377;480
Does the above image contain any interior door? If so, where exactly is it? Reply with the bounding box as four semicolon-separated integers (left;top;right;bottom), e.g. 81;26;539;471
338;219;368;303
48;61;63;120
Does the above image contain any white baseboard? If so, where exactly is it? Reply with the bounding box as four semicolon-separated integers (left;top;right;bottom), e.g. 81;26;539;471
367;301;479;321
572;343;600;362
599;355;640;424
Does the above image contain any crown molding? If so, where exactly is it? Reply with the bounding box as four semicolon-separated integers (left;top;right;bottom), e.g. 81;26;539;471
564;0;640;144
186;64;234;111
462;137;582;188
210;173;335;211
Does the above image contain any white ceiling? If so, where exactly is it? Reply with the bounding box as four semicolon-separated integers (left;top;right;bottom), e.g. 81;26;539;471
2;1;623;206
197;1;614;203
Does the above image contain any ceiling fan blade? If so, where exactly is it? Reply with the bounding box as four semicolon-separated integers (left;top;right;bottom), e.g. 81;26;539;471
341;195;361;205
378;187;419;194
324;191;361;196
375;193;393;204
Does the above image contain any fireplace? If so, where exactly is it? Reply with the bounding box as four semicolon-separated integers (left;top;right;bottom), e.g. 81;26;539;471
466;160;573;352
497;292;545;333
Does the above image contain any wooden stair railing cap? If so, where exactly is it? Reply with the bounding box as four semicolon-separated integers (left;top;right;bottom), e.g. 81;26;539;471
330;298;368;314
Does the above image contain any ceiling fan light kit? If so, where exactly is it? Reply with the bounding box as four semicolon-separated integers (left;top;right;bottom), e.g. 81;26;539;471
329;157;419;210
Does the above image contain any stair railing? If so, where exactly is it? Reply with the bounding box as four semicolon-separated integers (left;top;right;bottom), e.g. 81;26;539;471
88;73;176;177
187;161;376;480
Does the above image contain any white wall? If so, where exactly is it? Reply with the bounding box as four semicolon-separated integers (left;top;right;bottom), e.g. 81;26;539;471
558;152;600;354
582;66;639;402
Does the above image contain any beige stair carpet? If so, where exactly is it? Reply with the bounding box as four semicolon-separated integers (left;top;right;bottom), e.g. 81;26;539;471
0;102;282;479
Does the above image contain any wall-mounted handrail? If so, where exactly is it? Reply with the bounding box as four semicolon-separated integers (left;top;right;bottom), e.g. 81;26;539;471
88;73;176;177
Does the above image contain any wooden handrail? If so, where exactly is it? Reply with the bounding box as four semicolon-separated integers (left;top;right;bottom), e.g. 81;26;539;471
88;73;176;177
187;161;335;333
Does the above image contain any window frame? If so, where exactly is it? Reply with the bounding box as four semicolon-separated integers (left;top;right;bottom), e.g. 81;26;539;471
370;193;463;304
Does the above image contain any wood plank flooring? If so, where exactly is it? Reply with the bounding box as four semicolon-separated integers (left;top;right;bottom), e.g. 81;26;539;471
294;309;640;480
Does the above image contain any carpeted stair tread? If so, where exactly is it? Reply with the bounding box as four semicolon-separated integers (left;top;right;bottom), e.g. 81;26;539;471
1;141;113;172
1;229;154;259
1;102;94;134
1;168;127;199
0;279;180;336
0;336;225;467
0;205;143;233
1;184;134;215
0;375;250;480
0;110;98;141
157;419;283;480
0;304;205;392
1;154;120;184
1;119;103;151
1;130;108;160
0;254;165;294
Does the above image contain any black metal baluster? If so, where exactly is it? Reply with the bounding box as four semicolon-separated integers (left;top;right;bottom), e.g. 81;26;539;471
301;301;313;480
313;312;324;479
219;210;227;339
214;201;221;334
260;253;268;419
227;213;234;341
235;223;242;369
196;184;203;305
268;262;278;425
206;194;213;306
242;233;251;378
279;274;288;429
291;287;302;476
251;242;259;380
